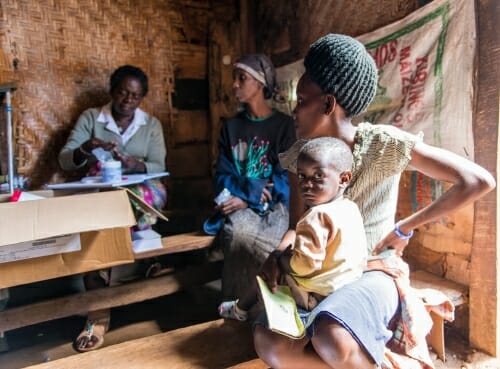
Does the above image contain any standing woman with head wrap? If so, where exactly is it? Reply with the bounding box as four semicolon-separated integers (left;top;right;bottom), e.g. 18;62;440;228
204;54;295;307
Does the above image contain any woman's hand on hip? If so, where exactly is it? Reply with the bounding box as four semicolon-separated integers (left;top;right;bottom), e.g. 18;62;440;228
372;231;409;257
216;196;248;216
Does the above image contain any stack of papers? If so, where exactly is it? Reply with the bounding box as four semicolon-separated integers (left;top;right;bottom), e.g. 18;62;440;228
132;229;163;254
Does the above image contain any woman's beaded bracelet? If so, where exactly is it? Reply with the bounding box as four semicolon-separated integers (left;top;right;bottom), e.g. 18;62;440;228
394;221;414;240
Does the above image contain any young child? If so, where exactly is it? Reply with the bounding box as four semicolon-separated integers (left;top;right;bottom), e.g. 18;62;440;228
219;136;367;320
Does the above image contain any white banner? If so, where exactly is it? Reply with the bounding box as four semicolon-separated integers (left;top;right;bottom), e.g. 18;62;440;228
273;0;475;158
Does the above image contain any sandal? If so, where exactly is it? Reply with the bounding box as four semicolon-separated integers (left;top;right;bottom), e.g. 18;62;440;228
73;309;110;353
145;262;175;278
218;300;248;321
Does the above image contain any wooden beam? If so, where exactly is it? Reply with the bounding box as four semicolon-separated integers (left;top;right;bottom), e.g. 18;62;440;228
240;0;256;53
0;262;222;332
470;0;500;356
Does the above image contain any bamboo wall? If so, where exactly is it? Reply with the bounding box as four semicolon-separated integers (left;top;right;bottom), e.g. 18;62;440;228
0;0;236;230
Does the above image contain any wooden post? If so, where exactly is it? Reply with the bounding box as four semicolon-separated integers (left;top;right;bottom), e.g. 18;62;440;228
469;0;500;356
240;0;256;54
207;19;241;171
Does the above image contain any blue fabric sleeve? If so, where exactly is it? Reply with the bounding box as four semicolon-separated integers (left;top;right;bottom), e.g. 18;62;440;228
268;162;290;207
214;153;267;209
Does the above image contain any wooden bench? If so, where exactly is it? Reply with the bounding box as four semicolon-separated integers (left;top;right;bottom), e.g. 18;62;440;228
16;268;464;368
0;232;217;333
134;231;216;260
25;319;264;369
410;270;468;361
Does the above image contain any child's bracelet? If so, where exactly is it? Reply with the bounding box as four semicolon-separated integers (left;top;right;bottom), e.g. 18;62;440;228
394;221;414;240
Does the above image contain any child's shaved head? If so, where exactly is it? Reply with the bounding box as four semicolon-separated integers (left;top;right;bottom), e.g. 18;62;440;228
298;137;353;172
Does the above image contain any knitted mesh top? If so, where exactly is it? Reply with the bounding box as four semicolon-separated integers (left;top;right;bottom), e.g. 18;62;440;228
279;122;422;252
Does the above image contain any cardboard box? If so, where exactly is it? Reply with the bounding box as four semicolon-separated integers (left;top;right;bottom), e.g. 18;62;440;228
0;189;137;288
0;233;82;264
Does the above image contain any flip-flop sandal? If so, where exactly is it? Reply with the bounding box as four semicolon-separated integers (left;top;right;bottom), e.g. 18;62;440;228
145;262;175;278
73;315;110;353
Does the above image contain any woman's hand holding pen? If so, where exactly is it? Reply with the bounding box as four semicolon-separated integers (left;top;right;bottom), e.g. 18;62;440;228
112;149;146;174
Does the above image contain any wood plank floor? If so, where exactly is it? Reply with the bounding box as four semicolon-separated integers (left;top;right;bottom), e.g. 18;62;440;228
3;277;500;369
227;359;268;369
25;319;261;369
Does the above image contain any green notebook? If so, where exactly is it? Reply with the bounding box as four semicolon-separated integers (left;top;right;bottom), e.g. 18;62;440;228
256;275;306;339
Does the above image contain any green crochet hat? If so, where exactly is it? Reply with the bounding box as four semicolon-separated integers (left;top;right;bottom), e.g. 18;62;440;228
304;34;378;116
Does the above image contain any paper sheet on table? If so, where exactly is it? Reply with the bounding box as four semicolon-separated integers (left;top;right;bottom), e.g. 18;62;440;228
46;172;170;190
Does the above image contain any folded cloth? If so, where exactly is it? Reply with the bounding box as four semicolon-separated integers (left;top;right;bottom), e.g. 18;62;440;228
366;256;443;369
128;179;167;230
415;288;455;323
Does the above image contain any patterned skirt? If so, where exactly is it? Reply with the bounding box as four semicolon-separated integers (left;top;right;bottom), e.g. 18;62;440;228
220;202;289;300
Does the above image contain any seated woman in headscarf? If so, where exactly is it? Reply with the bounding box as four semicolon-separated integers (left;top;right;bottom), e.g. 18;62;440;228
204;54;295;308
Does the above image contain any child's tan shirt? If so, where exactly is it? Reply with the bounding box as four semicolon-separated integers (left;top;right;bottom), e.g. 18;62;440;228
289;197;367;298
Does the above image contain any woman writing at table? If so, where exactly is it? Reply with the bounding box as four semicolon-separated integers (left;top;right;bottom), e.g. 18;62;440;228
59;64;167;352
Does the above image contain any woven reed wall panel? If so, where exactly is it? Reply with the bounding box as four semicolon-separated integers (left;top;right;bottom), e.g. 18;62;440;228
255;0;419;66
0;0;214;187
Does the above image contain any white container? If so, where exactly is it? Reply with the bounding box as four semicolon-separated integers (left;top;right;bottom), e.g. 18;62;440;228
101;160;122;183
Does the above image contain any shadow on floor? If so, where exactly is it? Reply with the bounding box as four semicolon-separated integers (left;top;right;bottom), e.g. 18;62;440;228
0;281;222;369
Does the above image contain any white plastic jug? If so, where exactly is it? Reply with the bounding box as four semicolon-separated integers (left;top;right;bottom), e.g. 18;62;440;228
101;160;122;183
